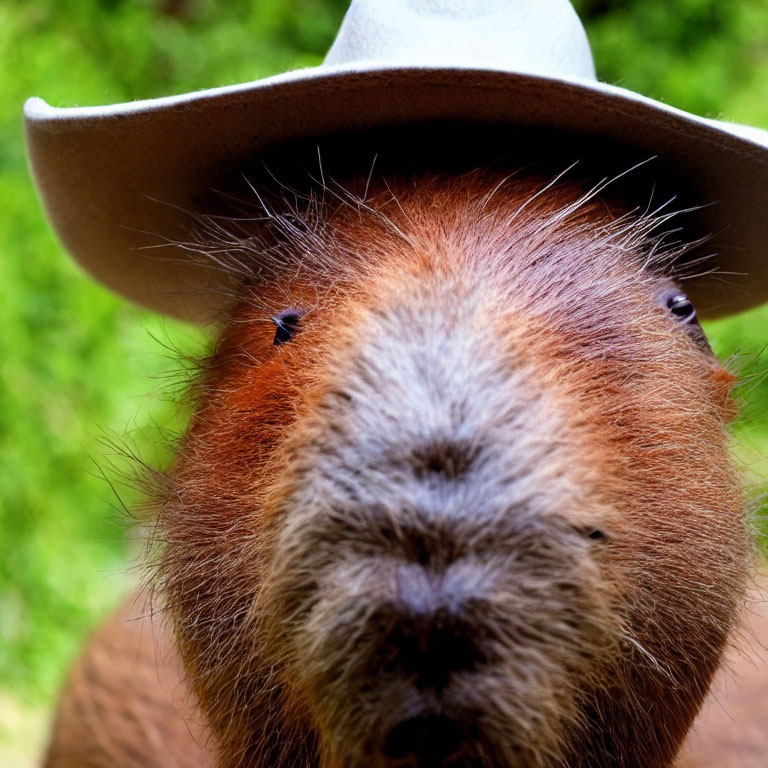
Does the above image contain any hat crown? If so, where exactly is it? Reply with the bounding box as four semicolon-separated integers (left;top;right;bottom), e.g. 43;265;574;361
324;0;596;80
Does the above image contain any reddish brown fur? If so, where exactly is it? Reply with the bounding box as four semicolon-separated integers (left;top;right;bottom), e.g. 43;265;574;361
679;578;768;768
45;599;214;768
46;169;754;767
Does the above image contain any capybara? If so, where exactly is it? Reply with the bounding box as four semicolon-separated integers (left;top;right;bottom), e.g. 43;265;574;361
43;162;766;768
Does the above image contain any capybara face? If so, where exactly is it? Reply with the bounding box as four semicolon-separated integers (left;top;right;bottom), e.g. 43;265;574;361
156;170;748;768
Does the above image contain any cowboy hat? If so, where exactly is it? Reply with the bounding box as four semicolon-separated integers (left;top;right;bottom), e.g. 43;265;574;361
24;0;768;322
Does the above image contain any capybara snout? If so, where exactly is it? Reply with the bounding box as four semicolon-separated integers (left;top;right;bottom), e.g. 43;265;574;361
157;170;748;768
263;268;618;767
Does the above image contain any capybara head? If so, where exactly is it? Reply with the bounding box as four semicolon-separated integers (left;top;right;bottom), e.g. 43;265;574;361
155;165;749;768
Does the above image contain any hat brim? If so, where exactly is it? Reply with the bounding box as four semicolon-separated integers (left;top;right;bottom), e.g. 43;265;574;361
24;64;768;322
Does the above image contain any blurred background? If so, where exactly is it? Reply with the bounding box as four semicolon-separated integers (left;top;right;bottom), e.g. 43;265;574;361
2;0;768;764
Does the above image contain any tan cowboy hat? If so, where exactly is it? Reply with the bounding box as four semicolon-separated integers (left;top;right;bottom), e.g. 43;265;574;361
24;0;768;323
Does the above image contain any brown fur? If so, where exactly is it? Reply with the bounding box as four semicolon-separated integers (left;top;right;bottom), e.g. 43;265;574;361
678;577;768;767
44;598;214;768
43;581;768;767
47;169;754;767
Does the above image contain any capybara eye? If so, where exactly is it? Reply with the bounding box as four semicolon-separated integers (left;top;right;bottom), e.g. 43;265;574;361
657;285;712;352
666;292;697;325
271;309;305;346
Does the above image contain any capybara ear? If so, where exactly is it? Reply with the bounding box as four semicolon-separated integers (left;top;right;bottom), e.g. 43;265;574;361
711;365;739;422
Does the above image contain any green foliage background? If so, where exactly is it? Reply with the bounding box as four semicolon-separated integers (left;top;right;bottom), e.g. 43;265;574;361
2;0;768;763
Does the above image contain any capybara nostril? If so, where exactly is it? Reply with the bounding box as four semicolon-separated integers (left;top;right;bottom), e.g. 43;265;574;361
384;715;464;766
377;608;486;690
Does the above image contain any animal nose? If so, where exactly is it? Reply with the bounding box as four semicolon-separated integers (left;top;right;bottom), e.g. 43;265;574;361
380;608;483;690
365;561;492;694
383;715;464;767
